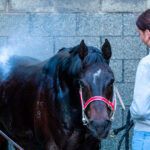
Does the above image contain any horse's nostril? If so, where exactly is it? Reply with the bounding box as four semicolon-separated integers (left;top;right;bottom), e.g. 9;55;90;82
89;120;102;128
89;120;94;125
89;119;111;129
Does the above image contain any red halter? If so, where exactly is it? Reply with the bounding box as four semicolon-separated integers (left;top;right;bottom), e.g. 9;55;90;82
79;94;116;112
79;86;116;125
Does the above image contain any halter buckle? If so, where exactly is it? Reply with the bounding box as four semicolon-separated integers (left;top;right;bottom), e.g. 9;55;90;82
82;111;89;126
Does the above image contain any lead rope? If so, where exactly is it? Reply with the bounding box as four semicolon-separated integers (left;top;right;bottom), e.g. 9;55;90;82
110;86;117;121
117;110;134;150
109;86;134;150
110;86;125;122
115;87;125;110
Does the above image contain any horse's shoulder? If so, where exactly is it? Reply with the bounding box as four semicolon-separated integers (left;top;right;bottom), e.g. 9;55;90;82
4;56;48;85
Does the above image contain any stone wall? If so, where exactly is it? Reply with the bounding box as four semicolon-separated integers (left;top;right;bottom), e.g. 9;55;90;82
0;0;149;150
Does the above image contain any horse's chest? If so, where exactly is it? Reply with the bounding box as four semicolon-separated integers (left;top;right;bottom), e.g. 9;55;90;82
62;130;84;150
64;131;100;150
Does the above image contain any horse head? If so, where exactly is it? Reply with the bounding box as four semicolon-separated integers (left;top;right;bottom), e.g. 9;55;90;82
61;39;115;139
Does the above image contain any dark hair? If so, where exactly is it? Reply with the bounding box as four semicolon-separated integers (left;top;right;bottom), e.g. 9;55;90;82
136;9;150;31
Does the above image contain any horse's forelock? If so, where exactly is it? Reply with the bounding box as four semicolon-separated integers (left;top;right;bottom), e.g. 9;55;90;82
83;49;106;67
46;46;107;79
62;46;107;78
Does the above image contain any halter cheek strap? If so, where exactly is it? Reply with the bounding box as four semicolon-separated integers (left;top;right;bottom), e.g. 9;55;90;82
79;86;116;125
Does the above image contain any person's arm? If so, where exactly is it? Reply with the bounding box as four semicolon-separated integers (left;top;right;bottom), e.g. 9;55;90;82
130;60;150;121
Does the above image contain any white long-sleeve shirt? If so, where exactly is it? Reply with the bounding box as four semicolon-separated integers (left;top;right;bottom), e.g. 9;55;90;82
130;54;150;132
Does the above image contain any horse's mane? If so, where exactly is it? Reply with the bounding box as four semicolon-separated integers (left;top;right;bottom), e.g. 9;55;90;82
0;45;107;87
45;45;107;79
39;45;108;96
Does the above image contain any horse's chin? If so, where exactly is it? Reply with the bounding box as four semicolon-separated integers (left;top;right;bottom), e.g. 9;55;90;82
99;128;110;139
87;124;111;140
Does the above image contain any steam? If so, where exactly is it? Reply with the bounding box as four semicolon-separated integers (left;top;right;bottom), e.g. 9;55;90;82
0;46;17;80
0;48;10;64
0;34;45;81
0;32;54;81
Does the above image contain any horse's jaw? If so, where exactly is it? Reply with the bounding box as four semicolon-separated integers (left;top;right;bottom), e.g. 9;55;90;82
86;121;111;140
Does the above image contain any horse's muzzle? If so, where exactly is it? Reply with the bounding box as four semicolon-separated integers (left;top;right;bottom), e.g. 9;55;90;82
88;119;111;139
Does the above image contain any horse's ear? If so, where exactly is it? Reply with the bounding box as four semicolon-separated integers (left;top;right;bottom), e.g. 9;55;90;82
102;39;112;64
78;40;88;60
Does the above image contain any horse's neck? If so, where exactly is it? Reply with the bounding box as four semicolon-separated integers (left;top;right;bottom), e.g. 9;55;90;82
56;82;82;126
44;57;82;128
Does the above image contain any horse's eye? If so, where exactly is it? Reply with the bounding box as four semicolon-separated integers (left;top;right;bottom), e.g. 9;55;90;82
109;84;113;88
108;79;114;86
79;80;85;88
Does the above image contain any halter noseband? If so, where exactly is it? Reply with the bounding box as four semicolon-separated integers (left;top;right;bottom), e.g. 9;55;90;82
79;86;116;126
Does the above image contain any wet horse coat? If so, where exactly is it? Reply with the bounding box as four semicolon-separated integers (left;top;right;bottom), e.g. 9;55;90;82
0;40;114;150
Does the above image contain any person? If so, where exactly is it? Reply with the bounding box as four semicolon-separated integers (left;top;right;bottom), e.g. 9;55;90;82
130;9;150;150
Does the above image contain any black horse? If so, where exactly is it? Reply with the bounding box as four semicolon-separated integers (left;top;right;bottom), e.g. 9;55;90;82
0;39;115;150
